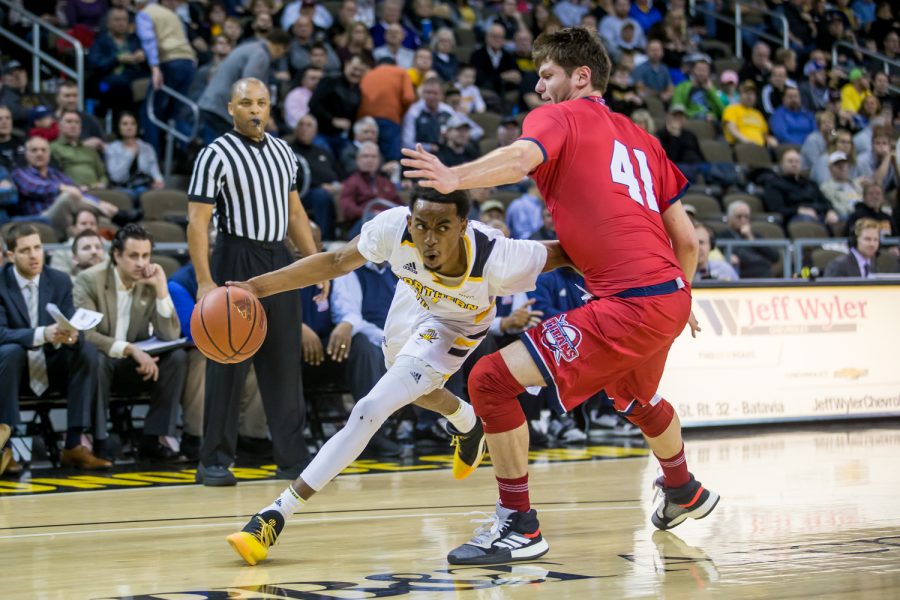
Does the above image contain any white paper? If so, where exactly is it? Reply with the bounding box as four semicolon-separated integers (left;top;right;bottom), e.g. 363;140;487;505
133;336;188;354
45;303;104;331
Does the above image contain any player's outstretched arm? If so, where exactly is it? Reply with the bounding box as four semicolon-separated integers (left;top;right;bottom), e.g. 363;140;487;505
229;236;368;298
401;141;545;193
540;240;573;273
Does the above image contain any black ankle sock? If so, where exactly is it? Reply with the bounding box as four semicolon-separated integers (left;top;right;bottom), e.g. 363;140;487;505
65;429;82;450
94;438;108;456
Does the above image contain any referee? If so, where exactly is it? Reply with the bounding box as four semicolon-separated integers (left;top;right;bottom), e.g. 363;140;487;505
187;77;323;486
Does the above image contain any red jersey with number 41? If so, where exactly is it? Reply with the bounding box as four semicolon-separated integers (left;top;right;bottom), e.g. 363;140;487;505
521;96;689;297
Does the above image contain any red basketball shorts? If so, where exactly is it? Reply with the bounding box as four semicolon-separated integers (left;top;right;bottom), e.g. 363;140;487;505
521;283;691;414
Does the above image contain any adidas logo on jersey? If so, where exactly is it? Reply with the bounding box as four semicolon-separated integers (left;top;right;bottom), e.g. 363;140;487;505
402;262;418;274
410;371;422;383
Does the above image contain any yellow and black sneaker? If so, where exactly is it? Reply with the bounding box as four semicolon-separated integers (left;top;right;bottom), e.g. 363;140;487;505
227;510;284;566
448;419;487;480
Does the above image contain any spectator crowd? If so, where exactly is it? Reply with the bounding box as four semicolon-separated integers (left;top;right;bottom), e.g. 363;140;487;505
0;0;897;476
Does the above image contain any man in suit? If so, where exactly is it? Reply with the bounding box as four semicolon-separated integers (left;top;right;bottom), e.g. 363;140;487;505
825;218;881;277
0;223;108;474
73;224;186;461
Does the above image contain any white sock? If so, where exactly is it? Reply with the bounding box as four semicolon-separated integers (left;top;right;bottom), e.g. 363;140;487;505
446;398;477;433
263;486;305;520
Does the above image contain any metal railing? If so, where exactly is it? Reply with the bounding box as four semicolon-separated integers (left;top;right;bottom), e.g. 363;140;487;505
0;0;84;110
716;238;794;278
146;84;200;178
831;41;900;95
690;0;788;59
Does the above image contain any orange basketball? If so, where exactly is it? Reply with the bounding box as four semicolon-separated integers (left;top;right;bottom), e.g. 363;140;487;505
190;286;267;364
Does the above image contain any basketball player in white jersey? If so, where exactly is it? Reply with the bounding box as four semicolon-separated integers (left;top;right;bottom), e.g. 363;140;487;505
225;185;571;565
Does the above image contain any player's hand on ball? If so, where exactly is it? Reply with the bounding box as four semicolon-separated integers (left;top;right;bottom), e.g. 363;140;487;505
301;324;324;365
226;280;260;298
327;322;353;362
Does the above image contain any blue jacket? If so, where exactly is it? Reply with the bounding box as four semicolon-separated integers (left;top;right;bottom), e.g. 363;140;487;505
528;268;586;318
168;263;198;340
770;106;816;145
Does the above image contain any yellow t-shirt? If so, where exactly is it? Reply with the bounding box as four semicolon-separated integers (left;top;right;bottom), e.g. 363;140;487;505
840;83;870;114
722;104;768;145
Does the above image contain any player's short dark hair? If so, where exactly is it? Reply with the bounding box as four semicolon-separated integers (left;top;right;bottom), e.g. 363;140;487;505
4;223;41;252
110;223;153;264
72;228;102;252
410;184;471;219
532;27;611;93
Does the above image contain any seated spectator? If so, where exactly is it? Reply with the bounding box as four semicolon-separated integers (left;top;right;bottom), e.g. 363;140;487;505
436;115;479;167
764;149;839;226
358;57;416;162
454;65;487;115
309;55;368;158
840;68;871;116
600;0;646;54
373;23;416;69
0;162;18;224
339;142;402;236
506;181;544;240
28;106;59;143
770;85;816;145
370;0;417;50
632;39;673;102
50;111;109;189
0;61;52;131
872;72;899;118
760;64;793;115
812;129;867;184
341;117;381;175
469;23;521;111
0;223;108;472
479;199;506;223
671;55;725;121
0;105;25;170
288;16;342;77
694;223;739;282
606;64;644;116
168;257;267;462
49;209;101;273
630;110;656;135
52;82;106;152
719;200;781;278
336;21;375;67
430;27;459;82
404;0;453;46
530;207;556;241
408;47;437;89
799;62;830;112
105;112;164;202
657;104;740;188
190;35;234;102
717;70;740;106
847;181;895;237
722;81;777;148
12;137;117;237
282;0;335;33
824;218;881;277
801;111;836;171
291;114;342;240
67;229;107;280
283;66;325;130
819;152;863;218
487;0;528;43
738;42;772;91
402;77;455;152
857;127;898;190
87;8;148;118
73;224;186;462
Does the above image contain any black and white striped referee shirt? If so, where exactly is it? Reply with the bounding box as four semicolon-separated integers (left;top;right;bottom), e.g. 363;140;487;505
188;131;299;242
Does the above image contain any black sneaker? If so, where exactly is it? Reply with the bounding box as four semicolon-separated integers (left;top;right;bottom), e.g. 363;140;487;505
446;419;487;480
227;510;285;566
447;504;549;565
651;473;720;530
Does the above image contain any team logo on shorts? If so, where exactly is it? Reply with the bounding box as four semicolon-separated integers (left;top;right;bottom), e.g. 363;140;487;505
418;328;439;343
540;314;582;364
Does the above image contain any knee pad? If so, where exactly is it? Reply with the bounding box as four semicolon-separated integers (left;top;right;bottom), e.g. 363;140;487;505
469;352;526;434
392;354;445;395
621;395;674;438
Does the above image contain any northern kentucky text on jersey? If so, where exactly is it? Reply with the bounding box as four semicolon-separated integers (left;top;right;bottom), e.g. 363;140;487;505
400;276;480;311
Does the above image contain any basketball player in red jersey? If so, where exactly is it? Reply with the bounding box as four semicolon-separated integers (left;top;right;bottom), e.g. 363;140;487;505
401;27;719;565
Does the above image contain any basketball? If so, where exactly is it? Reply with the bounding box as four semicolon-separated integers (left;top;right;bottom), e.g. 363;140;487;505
190;286;267;364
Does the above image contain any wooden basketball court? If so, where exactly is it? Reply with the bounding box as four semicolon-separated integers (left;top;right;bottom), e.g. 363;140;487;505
3;423;900;599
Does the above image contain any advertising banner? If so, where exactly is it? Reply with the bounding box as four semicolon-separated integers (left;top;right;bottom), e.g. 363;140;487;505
660;284;900;426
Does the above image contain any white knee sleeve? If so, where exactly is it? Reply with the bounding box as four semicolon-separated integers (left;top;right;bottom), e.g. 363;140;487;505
299;355;443;491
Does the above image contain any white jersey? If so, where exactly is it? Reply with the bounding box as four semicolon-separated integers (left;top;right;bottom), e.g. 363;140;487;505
358;206;548;376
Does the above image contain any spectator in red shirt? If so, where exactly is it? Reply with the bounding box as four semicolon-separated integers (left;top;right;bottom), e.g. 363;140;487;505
339;141;402;236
